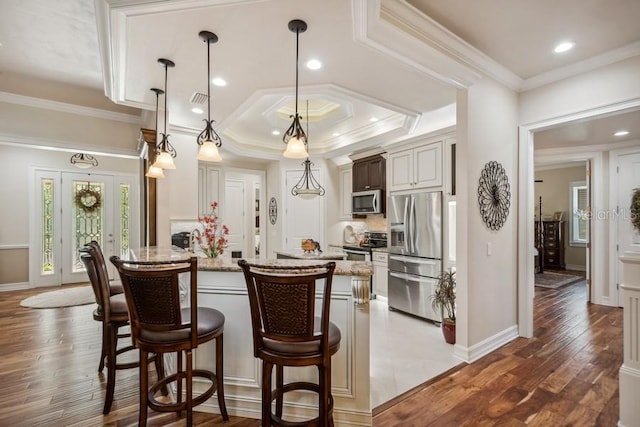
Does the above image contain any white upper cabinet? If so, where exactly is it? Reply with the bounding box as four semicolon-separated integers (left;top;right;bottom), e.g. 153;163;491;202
339;165;352;220
388;140;442;192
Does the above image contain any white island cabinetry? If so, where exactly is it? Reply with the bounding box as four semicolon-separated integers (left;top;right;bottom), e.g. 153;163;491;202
190;258;373;426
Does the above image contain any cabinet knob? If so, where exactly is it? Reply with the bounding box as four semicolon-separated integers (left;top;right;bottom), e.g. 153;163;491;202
365;185;370;189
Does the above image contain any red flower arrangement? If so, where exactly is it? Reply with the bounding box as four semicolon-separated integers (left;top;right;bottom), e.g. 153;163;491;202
196;201;229;258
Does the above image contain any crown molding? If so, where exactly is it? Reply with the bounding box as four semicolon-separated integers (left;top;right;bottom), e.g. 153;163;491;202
0;132;139;158
354;0;483;90
0;91;142;124
378;0;522;90
522;40;640;91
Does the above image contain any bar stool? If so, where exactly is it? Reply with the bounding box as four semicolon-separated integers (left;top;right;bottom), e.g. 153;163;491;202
80;243;163;414
82;241;124;372
111;255;228;427
238;260;340;427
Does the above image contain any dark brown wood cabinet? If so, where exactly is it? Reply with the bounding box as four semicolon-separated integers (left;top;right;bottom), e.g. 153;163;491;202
536;220;565;270
353;154;385;192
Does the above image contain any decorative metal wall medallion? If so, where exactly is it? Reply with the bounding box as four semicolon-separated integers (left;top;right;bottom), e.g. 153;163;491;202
478;161;510;231
269;197;278;225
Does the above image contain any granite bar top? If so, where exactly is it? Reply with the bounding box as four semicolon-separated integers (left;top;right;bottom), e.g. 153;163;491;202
198;257;373;277
275;250;346;260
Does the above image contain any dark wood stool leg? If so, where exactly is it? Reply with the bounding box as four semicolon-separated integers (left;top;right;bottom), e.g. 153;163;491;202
103;324;117;414
98;322;107;373
154;352;168;396
275;365;284;418
139;349;149;427
318;365;327;427
177;350;183;416
216;335;229;420
327;362;334;427
262;361;273;427
186;349;193;427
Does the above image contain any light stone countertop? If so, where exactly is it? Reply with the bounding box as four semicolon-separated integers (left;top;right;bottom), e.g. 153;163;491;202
275;250;346;260
198;257;373;277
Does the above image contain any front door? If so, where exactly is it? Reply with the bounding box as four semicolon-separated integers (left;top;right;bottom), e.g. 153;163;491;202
61;173;115;283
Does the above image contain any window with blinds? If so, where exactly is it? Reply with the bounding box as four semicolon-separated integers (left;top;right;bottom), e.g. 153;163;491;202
570;181;588;245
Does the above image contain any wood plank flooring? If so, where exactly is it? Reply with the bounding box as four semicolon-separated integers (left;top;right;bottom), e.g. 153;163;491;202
374;278;622;426
0;278;621;426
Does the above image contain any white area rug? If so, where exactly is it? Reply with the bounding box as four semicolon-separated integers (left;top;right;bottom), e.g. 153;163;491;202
20;286;95;309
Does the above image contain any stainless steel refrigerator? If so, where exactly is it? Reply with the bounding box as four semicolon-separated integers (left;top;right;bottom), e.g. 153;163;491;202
387;191;443;322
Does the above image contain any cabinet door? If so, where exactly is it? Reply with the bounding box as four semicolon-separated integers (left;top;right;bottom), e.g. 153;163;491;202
339;167;352;220
388;149;414;192
367;157;386;190
353;160;370;191
373;261;388;297
414;142;442;189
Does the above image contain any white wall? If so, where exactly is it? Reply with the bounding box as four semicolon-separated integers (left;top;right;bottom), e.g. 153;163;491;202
456;76;519;360
0;102;141;156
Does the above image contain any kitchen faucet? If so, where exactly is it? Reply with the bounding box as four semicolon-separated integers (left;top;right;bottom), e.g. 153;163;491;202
189;229;201;253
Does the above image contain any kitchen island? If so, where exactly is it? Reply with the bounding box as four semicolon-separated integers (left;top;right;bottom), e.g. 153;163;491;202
187;257;372;426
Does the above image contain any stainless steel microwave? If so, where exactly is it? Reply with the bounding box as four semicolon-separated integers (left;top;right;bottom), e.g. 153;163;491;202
352;189;382;214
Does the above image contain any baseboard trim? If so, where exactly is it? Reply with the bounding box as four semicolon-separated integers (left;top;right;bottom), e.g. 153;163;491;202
565;264;586;271
454;325;519;363
0;282;31;292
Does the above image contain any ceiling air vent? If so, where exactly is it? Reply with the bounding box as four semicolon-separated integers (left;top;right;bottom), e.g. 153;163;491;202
189;91;209;105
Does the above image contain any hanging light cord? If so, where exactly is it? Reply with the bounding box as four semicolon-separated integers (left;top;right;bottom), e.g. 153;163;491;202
197;33;222;147
158;60;177;157
283;21;307;146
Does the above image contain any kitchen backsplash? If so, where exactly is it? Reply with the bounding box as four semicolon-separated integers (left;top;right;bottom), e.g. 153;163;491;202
362;214;387;232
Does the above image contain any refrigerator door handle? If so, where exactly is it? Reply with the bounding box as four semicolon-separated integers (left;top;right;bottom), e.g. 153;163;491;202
411;196;417;253
389;255;437;265
389;271;424;282
403;197;410;252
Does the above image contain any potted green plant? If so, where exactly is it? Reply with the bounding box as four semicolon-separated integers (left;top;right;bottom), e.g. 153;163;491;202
431;269;456;344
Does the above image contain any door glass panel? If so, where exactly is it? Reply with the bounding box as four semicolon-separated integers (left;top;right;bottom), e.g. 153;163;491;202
41;178;55;275
119;183;130;257
72;180;104;273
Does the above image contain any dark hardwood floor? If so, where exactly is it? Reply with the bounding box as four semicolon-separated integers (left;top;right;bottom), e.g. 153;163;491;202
0;277;621;426
374;279;621;426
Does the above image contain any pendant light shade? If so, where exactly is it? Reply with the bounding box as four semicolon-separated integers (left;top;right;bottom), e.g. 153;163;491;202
282;19;308;159
145;87;166;179
145;165;165;179
151;58;176;170
291;158;325;198
197;30;223;162
282;136;307;158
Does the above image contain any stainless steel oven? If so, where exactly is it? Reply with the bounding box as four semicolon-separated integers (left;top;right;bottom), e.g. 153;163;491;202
343;247;371;261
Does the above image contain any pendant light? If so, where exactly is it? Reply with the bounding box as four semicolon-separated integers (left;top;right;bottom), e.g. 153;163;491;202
145;87;165;179
70;153;98;169
291;100;325;198
152;58;177;170
282;19;308;159
196;31;223;162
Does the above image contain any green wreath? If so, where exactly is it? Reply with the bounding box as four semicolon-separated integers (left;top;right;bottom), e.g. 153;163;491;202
75;188;102;213
632;188;640;234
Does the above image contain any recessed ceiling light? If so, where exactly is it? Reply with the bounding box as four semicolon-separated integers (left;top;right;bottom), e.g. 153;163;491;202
554;41;575;54
306;59;322;70
369;117;379;122
211;77;227;87
614;130;630;137
332;132;340;137
272;130;281;136
192;107;204;114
